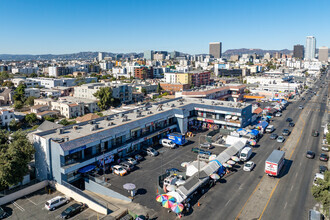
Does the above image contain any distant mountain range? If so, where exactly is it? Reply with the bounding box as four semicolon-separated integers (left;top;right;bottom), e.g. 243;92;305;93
223;48;293;57
0;49;294;61
0;52;143;61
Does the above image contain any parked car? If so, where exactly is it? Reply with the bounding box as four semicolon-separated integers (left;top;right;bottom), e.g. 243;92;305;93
319;165;328;174
312;130;319;137
275;112;282;117
112;165;127;176
134;154;144;161
269;133;278;140
319;153;329;161
0;207;8;219
289;122;295;127
286;118;293;122
277;136;285;143
243;161;255;172
191;148;212;155
144;147;159;157
321;145;329;152
160;139;176;149
120;162;135;172
299;105;304;109
306;151;315;159
45;196;70;211
60;203;85;219
200;142;214;149
126;157;138;165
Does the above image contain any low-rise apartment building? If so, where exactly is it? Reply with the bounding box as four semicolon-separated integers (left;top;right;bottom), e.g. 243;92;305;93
0;109;15;127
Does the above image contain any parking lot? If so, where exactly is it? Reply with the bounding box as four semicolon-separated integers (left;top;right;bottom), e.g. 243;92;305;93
2;188;105;220
101;130;225;214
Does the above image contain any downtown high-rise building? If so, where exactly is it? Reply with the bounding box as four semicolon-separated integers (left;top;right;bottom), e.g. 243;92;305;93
318;46;329;62
209;42;222;58
98;52;104;61
305;36;316;60
293;44;304;59
144;50;154;60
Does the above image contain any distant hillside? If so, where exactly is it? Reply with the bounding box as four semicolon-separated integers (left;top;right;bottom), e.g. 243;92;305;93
223;48;293;57
0;52;143;61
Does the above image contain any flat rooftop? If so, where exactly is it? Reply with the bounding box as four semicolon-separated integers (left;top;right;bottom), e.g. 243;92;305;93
35;98;251;149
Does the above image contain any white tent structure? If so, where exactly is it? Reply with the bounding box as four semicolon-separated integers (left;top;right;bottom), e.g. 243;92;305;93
186;161;207;177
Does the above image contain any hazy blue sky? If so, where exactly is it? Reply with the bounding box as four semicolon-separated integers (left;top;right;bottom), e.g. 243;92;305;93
1;0;330;54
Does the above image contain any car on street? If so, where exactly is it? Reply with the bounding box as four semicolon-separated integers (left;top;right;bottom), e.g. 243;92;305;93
299;105;304;109
277;136;285;143
289;122;295;127
60;203;85;219
319;153;329;162
243;161;255;172
321;145;329;152
319;165;328;174
269;133;278;140
125;157;138;165
275;112;282;117
112;165;127;176
144;147;159;156
200;142;214;149
45;196;70;211
301;97;305;101
306;151;315;159
282;129;290;136
312;130;319;137
286;118;293;122
120;161;135;172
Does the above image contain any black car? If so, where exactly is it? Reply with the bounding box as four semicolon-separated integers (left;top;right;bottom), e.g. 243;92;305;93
134;154;143;161
282;129;291;136
312;130;319;137
319;165;328;174
319;153;329;162
306;151;315;159
289;122;295;127
286;118;293;122
269;133;278;140
60;203;85;219
0;207;8;219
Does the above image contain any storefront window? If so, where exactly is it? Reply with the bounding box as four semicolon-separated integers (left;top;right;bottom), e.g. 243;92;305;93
94;144;101;155
84;147;93;158
64;151;82;165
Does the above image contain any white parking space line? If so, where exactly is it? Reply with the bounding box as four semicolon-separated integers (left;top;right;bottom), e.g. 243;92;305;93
290;185;294;192
12;201;25;212
284;202;288;209
25;196;37;205
225;199;231;207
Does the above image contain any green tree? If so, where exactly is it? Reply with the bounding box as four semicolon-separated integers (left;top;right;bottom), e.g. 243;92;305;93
25;96;36;106
25;113;38;126
30;73;38;78
0;130;35;187
2;81;14;88
0;72;11;83
58;119;76;126
311;171;330;216
93;87;114;110
9;119;20;131
13;84;27;103
44;116;56;122
326;133;330;146
141;88;147;96
13;101;24;110
157;83;162;94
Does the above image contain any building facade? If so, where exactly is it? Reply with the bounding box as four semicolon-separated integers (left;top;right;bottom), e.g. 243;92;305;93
209;42;222;58
305;36;316;60
318;46;329;62
134;67;153;80
293;44;304;59
32;98;252;184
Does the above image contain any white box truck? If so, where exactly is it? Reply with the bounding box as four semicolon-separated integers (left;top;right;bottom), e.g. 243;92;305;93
240;147;252;161
265;150;285;176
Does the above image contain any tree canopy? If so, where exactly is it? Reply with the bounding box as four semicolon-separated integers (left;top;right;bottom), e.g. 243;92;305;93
93;87;119;110
25;113;38;126
13;84;27;104
0;130;35;187
312;171;330;216
25;96;37;106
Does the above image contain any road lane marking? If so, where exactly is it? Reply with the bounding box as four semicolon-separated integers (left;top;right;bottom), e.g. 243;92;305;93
12;202;25;212
258;114;306;220
284;202;287;209
290;185;294;191
225;199;231;207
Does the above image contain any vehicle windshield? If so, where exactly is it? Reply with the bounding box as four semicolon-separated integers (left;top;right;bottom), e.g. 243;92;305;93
245;163;251;167
118;167;123;171
0;207;4;215
64;207;73;214
241;153;247;157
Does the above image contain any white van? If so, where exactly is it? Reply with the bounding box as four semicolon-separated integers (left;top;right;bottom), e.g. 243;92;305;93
45;196;70;211
265;125;275;133
160;139;176;149
240;147;252;161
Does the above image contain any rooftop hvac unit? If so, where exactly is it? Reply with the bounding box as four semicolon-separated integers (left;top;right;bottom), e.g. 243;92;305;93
64;137;69;142
148;111;153;114
73;125;79;130
120;113;125;118
57;128;64;134
171;104;175;107
108;122;114;126
89;120;94;125
105;116;111;121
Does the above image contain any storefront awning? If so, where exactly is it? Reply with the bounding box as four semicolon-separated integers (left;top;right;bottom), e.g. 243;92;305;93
78;165;96;173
